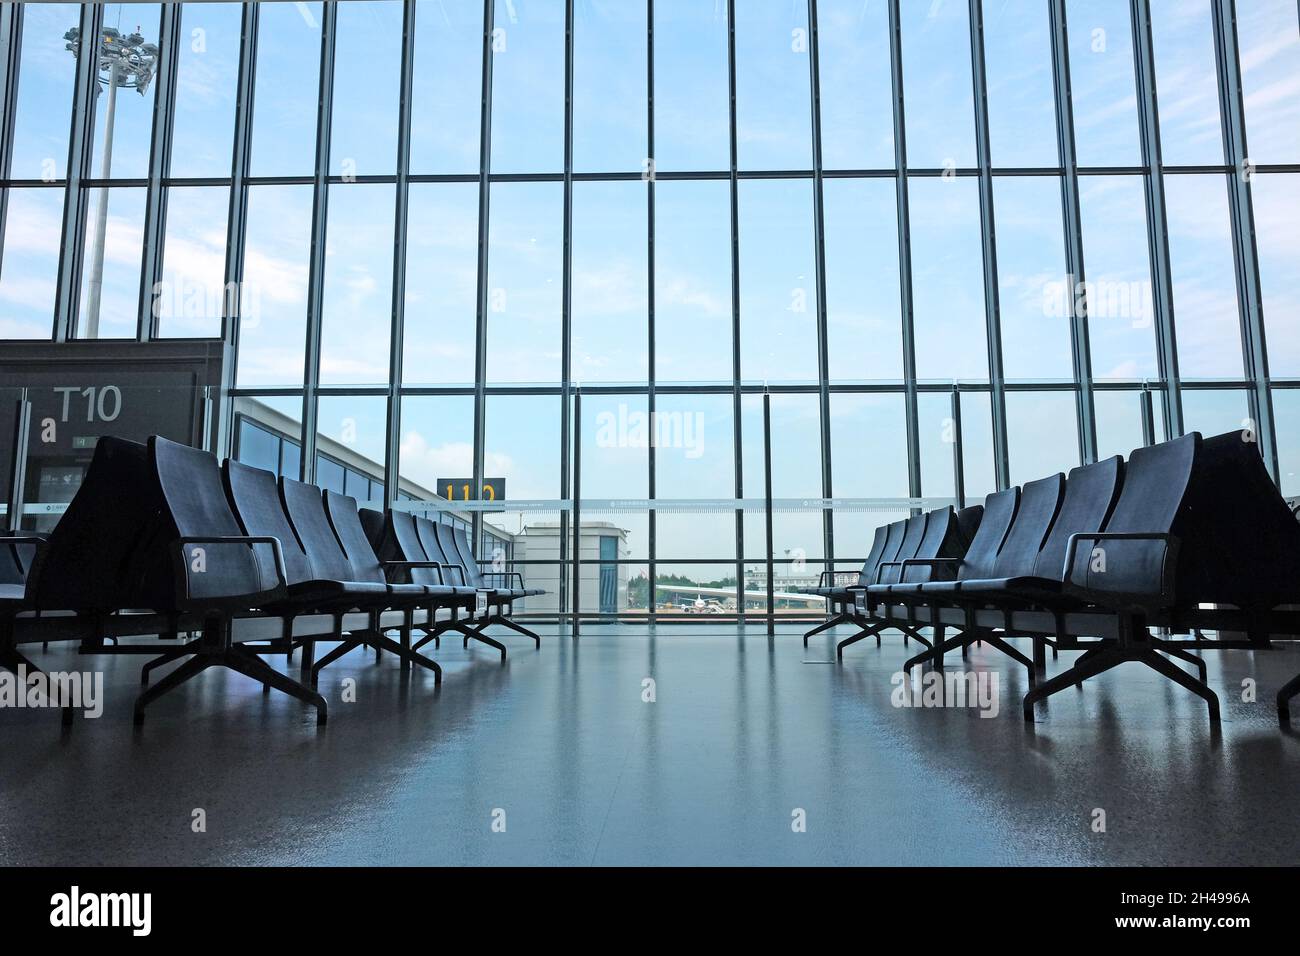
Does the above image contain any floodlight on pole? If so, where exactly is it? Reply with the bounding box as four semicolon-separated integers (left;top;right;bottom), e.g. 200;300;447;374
65;24;158;338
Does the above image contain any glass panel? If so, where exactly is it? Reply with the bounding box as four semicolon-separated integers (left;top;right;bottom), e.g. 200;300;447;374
958;390;997;502
319;183;394;386
156;185;230;338
823;177;902;382
573;0;646;173
1179;388;1249;440
1237;0;1300;165
234;394;304;478
485;181;563;384
1094;389;1149;461
737;178;817;383
654;564;738;615
1078;174;1158;379
572;181;647;384
1150;0;1223;166
9;3;78;181
734;0;811;171
409;0;484;174
170;2;241;178
909;177;988;381
816;0;893;171
900;0;975;169
917;391;958;501
579;392;648;562
1066;0;1142;167
87;3;162;179
994;176;1072;381
831;391;909;559
0;188;63;338
236;416;280;473
1272;389;1300;497
402;182;479;386
234;184;312;387
489;0;564;174
329;0;403;178
1253;174;1300;375
76;185;145;338
654;393;734;562
653;0;729;172
1164;174;1243;378
742;393;823;564
249;0;321;177
653;180;732;384
315;394;388;504
398;394;474;501
1005;390;1080;486
983;0;1058;168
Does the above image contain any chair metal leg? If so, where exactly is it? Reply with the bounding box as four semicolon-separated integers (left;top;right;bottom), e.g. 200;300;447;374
308;638;363;688
1138;648;1220;723
491;612;541;647
1277;671;1300;725
140;639;204;688
803;612;849;647
225;646;328;725
835;623;882;662
1155;644;1208;684
133;655;214;725
371;633;442;684
1022;647;1125;721
983;635;1037;682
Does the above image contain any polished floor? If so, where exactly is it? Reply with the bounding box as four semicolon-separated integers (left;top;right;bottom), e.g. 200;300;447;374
2;623;1299;866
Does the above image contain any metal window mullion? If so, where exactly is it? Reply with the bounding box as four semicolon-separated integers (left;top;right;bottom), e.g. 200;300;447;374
969;0;1011;487
646;0;656;624
807;0;834;568
561;0;575;623
470;0;494;590
1212;0;1277;479
888;0;922;503
1048;0;1096;464
0;3;20;287
137;2;180;342
53;2;105;342
216;0;258;460
383;0;417;504
1130;0;1183;438
300;0;338;483
727;0;744;616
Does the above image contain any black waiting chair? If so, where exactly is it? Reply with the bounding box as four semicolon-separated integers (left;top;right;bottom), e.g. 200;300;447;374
435;520;543;653
412;515;508;658
377;510;480;652
800;522;892;647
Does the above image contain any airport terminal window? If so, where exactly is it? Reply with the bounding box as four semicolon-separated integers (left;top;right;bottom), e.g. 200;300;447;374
1253;174;1300;376
734;0;812;172
573;0;646;174
76;186;146;339
86;3;161;180
815;0;893;171
982;0;1058;169
1094;390;1151;462
248;0;321;177
156;185;230;338
408;0;482;175
900;0;976;169
571;182;648;384
329;0;402;178
1237;0;1300;164
652;0;729;172
1065;0;1142;167
0;187;63;339
1150;0;1224;167
170;2;241;179
1005;390;1081;486
236;418;280;474
8;3;76;181
488;0;564;175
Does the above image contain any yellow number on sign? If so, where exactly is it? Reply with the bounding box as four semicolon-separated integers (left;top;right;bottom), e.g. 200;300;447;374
483;484;496;501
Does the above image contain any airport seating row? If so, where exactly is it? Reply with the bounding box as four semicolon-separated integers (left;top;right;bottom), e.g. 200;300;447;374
0;435;543;726
803;431;1300;724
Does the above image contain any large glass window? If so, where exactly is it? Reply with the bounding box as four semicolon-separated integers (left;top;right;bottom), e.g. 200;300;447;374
8;3;78;181
734;0;812;171
653;180;732;384
170;2;241;178
908;177;988;381
329;0;402;178
76;186;146;339
816;0;893;171
248;0;322;177
571;182;648;384
900;0;976;169
489;0;564;174
1005;390;1080;486
1150;0;1224;167
653;0;729;172
1066;0;1142;167
409;0;483;174
654;393;734;564
1237;0;1300;165
87;3;162;180
831;392;909;556
156;185;231;338
1253;174;1300;376
823;178;902;382
573;0;646;173
983;0;1058;168
0;188;63;338
402;183;480;387
485;181;563;385
398;394;475;500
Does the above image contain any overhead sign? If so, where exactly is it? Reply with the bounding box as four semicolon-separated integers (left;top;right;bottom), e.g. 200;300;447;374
436;479;506;502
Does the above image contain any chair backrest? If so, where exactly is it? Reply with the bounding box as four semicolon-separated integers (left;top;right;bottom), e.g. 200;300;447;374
414;515;455;572
901;506;967;583
854;525;890;586
359;508;386;554
878;513;928;586
140;436;282;611
990;474;1065;579
29;437;164;611
0;536;42;589
872;520;906;580
280;478;355;582
958;487;1019;581
1031;456;1123;581
955;504;984;551
441;523;482;587
387;510;443;587
224;459;313;586
323;490;387;585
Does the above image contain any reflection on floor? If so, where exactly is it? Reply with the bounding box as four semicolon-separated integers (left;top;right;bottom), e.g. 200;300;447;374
2;623;1298;866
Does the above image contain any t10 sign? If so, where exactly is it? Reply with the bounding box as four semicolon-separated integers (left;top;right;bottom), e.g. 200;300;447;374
437;479;506;502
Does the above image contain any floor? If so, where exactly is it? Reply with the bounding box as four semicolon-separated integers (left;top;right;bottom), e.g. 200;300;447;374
2;622;1299;866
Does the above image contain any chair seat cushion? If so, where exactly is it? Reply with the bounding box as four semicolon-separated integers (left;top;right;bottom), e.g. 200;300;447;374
281;579;389;607
954;577;1064;603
